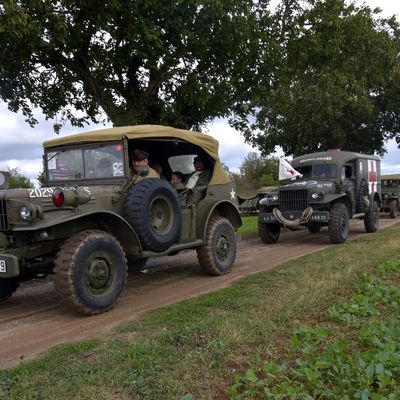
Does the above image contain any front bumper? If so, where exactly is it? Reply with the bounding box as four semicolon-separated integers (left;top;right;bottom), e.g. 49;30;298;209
0;254;20;278
259;210;330;224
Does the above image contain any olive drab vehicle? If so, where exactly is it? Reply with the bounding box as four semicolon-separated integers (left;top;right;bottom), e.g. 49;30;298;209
0;125;241;315
258;150;381;244
380;174;400;219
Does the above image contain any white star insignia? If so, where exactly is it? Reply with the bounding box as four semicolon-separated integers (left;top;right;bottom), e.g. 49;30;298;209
230;188;236;200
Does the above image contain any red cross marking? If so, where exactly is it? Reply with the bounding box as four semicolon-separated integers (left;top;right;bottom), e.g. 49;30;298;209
368;160;376;192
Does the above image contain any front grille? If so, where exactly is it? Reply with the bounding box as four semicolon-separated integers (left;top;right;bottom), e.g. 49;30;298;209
279;189;308;212
0;199;9;231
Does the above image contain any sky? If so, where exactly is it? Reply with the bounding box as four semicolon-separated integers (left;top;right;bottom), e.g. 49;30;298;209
0;0;399;184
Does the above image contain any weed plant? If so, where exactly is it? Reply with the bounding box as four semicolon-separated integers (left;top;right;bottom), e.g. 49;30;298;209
230;260;400;399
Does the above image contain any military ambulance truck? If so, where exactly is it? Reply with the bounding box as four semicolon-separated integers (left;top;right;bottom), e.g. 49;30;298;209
258;150;381;244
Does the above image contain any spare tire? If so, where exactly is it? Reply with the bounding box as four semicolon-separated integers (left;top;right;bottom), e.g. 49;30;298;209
123;179;181;252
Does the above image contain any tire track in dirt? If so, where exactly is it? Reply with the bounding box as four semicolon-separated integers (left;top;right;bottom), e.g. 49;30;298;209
0;217;398;369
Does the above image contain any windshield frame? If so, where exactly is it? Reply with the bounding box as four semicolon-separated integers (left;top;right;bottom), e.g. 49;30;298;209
44;140;128;185
294;163;338;180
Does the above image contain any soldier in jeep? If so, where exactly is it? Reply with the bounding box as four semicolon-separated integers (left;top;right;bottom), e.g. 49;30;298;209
186;155;212;189
130;149;159;182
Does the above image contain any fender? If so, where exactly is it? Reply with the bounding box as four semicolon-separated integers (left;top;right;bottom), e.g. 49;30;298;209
196;199;241;240
15;211;143;257
316;193;347;205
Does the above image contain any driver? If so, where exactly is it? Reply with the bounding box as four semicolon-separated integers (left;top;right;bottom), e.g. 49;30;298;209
131;149;159;183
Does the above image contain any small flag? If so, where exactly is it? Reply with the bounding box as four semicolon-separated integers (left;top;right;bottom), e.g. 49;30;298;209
279;158;303;180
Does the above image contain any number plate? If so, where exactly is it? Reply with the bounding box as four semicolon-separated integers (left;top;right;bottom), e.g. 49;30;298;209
0;260;6;273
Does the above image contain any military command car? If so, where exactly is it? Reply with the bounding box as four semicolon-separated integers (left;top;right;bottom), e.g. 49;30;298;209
0;125;241;315
381;174;399;218
258;150;381;244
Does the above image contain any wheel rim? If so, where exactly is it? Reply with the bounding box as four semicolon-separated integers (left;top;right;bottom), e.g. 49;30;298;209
84;251;115;295
215;234;230;262
149;195;173;235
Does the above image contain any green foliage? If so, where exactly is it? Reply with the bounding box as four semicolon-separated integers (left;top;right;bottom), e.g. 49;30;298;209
0;0;267;132
36;170;47;188
232;0;400;156
237;152;279;190
230;260;400;399
6;167;33;188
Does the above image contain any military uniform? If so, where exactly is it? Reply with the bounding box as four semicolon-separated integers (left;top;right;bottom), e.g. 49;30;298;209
131;166;159;183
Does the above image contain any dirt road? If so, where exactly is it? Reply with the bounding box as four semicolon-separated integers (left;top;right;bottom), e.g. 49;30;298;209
0;217;398;369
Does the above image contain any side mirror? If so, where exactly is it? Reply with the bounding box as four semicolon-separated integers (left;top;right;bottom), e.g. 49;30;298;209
0;171;10;189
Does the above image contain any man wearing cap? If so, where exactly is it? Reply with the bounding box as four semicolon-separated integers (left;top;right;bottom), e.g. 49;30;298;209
131;149;159;183
186;155;212;189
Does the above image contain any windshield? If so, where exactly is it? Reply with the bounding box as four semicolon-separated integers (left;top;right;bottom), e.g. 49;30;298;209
46;143;125;181
383;180;398;188
297;164;337;179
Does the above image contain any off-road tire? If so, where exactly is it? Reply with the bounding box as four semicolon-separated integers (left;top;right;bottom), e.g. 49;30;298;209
123;179;181;252
389;200;398;219
307;224;321;234
197;217;236;276
0;278;19;300
127;257;148;272
258;222;281;244
329;203;349;244
364;200;379;233
54;230;127;315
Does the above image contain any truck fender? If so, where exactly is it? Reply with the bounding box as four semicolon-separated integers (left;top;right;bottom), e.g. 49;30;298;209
47;211;143;257
196;199;242;240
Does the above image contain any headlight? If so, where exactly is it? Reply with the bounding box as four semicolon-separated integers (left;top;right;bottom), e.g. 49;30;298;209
20;206;33;220
19;203;43;221
272;194;279;202
311;192;324;200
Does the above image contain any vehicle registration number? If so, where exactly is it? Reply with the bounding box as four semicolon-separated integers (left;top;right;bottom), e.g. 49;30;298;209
0;260;6;273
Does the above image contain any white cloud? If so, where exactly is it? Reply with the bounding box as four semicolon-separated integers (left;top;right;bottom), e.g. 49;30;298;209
206;118;257;172
0;103;108;182
381;139;400;174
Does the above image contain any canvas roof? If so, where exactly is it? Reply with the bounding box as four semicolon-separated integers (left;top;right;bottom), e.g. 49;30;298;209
292;150;380;166
43;125;231;185
381;174;400;180
43;125;220;161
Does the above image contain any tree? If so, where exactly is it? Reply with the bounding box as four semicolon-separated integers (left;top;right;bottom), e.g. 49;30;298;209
36;170;47;188
0;0;268;132
238;152;278;190
7;167;33;188
231;0;400;157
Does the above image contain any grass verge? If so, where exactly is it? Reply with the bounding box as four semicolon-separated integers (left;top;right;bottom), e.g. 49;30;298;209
237;215;258;238
1;224;400;400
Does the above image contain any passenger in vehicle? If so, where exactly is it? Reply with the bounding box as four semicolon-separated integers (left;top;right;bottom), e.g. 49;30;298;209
96;158;113;177
151;162;167;180
186;155;212;189
131;149;159;183
171;171;185;190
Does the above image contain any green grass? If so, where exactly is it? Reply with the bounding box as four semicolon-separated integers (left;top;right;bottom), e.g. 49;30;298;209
231;260;400;399
1;224;400;400
237;215;258;238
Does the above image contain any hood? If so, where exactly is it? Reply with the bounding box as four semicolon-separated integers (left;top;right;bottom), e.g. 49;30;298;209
280;180;336;191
